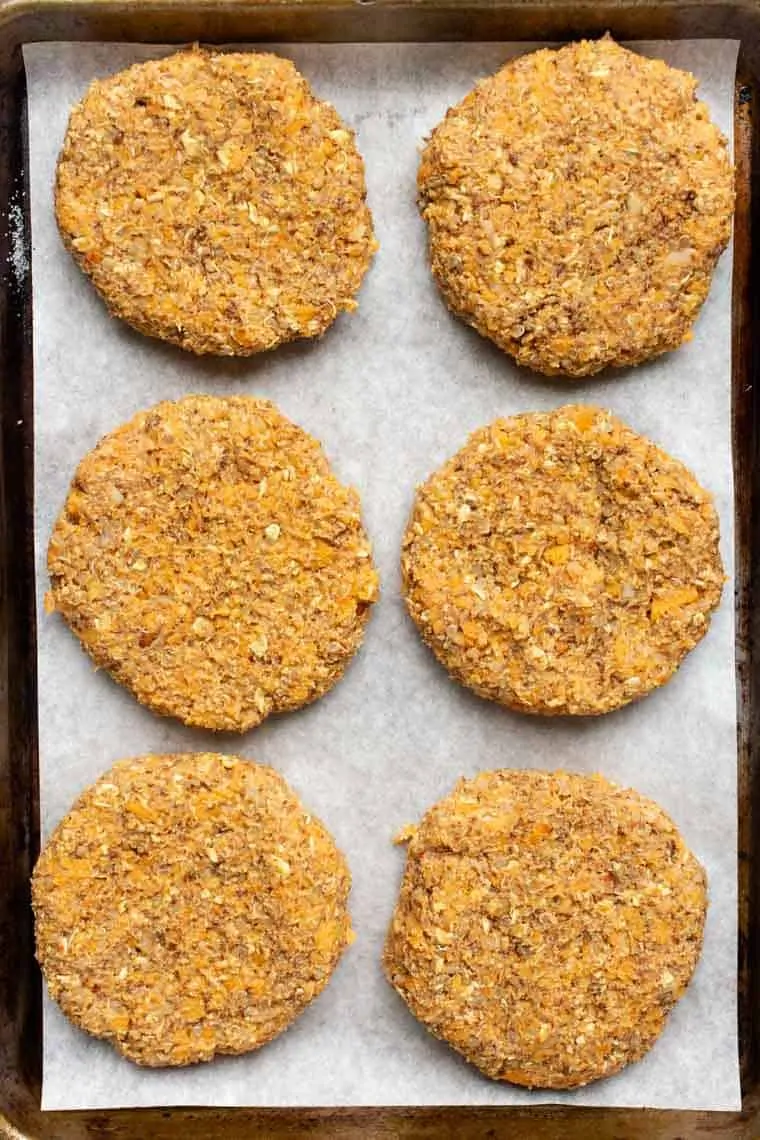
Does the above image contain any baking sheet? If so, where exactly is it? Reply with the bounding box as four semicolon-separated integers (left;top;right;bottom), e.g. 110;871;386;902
24;39;740;1111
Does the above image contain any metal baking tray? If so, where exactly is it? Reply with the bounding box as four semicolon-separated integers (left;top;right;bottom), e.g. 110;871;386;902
1;2;758;1136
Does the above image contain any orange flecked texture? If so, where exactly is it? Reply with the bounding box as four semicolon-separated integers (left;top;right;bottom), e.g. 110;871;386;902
402;404;724;716
384;769;707;1089
418;38;734;377
55;48;376;356
33;753;353;1067
47;395;379;731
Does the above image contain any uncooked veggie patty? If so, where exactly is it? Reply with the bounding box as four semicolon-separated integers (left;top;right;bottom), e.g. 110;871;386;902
46;395;379;731
55;47;376;355
402;404;723;716
33;753;353;1066
418;37;734;377
384;769;707;1088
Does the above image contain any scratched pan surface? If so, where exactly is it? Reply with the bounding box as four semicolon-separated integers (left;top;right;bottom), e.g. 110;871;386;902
0;2;758;1138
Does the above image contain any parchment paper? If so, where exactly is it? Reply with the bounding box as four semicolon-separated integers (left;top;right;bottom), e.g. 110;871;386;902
24;40;740;1111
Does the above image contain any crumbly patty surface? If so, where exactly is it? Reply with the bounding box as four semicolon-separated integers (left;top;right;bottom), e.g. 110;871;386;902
418;37;734;377
47;395;379;731
55;48;376;355
33;753;353;1067
384;769;706;1089
402;404;723;716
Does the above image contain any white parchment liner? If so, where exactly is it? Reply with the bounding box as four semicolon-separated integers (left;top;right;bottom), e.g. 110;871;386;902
24;40;740;1110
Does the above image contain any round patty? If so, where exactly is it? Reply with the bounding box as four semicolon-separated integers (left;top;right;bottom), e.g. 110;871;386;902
46;395;379;731
384;769;707;1089
56;48;376;355
33;753;353;1067
402;404;724;716
418;37;734;377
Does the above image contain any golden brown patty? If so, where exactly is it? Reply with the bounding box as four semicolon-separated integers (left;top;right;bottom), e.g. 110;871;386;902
47;395;379;731
55;48;376;355
384;769;707;1089
33;753;353;1067
418;37;734;377
402;404;723;716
